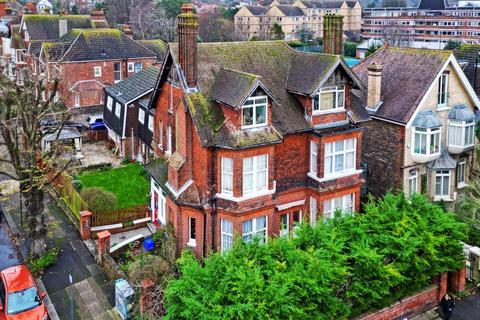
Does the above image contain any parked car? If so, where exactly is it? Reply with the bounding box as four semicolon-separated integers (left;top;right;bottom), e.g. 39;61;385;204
89;121;107;131
0;265;49;320
86;114;104;125
40;119;85;132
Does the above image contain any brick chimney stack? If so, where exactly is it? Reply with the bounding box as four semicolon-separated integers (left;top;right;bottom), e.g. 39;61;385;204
367;63;383;110
323;14;343;55
178;3;198;89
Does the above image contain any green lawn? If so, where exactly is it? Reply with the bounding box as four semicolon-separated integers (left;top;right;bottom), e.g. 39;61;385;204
77;163;150;209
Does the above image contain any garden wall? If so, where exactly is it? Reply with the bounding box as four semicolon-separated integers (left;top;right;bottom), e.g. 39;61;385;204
355;273;447;320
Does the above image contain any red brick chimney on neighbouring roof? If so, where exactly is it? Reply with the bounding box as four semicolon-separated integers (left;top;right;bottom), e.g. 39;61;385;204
178;3;198;89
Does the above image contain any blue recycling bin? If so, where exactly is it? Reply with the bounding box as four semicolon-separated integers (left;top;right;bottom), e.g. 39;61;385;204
143;237;155;251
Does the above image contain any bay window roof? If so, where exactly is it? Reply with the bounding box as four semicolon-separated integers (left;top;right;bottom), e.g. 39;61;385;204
427;148;457;170
211;68;277;109
411;110;442;129
447;104;475;122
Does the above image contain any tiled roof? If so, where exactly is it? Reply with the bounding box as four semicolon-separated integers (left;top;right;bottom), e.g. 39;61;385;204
105;66;160;104
453;44;480;99
411;110;442;128
275;5;305;16
448;104;476;122
211;68;272;109
244;5;269;15
138;39;168;62
43;29;157;62
22;14;93;41
301;0;357;9
144;158;167;185
353;47;450;124
165;41;365;148
427;148;457;170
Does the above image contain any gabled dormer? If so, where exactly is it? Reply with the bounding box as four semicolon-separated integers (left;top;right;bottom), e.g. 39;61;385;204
211;68;278;132
286;54;363;127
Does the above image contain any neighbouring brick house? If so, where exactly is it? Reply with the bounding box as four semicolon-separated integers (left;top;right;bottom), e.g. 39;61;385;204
352;47;480;201
39;28;158;108
141;4;369;257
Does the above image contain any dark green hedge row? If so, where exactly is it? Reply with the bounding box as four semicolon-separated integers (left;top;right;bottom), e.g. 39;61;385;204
164;193;465;320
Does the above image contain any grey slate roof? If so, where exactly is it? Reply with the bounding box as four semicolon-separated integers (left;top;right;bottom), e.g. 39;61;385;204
448;104;476;122
453;44;480;99
411;110;442;128
144;158;167;185
275;5;305;16
105;66;160;104
353;47;451;124
22;14;93;41
427;148;457;170
301;0;357;9
244;5;269;15
43;29;157;62
44;128;81;142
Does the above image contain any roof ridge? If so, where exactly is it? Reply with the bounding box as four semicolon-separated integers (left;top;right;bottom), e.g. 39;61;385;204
135;38;167;59
220;67;261;79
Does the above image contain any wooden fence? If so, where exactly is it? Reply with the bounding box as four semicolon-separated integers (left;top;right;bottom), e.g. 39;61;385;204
49;172;88;220
91;204;149;227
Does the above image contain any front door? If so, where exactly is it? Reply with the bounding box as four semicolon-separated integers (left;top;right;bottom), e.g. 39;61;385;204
158;190;166;225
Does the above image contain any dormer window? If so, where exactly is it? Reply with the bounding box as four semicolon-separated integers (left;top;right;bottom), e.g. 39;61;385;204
313;86;345;114
242;96;267;129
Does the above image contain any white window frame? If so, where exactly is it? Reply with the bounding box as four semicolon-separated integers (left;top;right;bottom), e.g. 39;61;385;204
158;120;163;149
437;73;449;108
309;196;317;226
188;217;196;247
242;155;268;195
408;170;418;196
241;95;268;129
323;194;354;219
166;125;172;155
448;120;475;148
280;213;289;237
221;219;233;253
412;127;441;156
148;115;154;132
292;210;302;235
115;102;121;118
114;62;121;83
168;84;173;112
94;66;102;77
312;85;345;115
127;62;135;73
221;157;234;194
106;96;113;111
242;216;267;244
435;170;451;199
324;138;356;178
457;159;466;188
310;141;318;176
138;108;145;124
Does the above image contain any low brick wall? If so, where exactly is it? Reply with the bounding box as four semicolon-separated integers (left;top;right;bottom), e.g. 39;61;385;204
101;253;127;280
355;285;440;320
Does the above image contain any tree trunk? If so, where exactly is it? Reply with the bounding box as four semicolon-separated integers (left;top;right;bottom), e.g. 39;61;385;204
24;185;47;257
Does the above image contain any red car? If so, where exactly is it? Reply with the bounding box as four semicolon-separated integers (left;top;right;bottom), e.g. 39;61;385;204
0;265;48;320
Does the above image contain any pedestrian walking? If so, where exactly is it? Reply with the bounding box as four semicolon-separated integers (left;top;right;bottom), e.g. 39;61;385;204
440;293;456;320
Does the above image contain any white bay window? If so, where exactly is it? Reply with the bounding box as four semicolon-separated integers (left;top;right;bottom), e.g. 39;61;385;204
313;86;345;114
324;138;356;177
323;194;354;219
221;157;234;194
243;155;268;194
448;120;475;149
310;141;318;175
242;216;267;244
413;127;440;156
221;219;233;252
242;96;267;129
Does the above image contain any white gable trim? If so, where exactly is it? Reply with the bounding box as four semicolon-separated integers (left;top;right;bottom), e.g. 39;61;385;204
406;54;480;128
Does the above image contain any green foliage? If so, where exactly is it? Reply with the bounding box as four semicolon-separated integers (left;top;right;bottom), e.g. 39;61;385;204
296;26;313;43
121;157;131;165
444;39;462;50
271;23;284;40
155;0;190;19
128;254;171;285
365;44;381;57
28;248;59;276
81;187;118;213
456;179;480;246
287;40;307;48
77;163;149;209
164;193;465;319
343;41;358;57
219;7;239;20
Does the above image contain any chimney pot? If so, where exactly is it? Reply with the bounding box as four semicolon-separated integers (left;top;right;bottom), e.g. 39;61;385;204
178;2;198;88
367;63;383;110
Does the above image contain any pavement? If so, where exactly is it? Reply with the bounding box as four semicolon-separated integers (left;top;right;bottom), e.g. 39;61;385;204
0;182;120;320
412;292;480;320
0;210;21;270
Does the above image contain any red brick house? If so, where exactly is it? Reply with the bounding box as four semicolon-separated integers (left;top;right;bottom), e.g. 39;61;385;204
353;47;480;202
142;4;369;257
39;28;158;108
